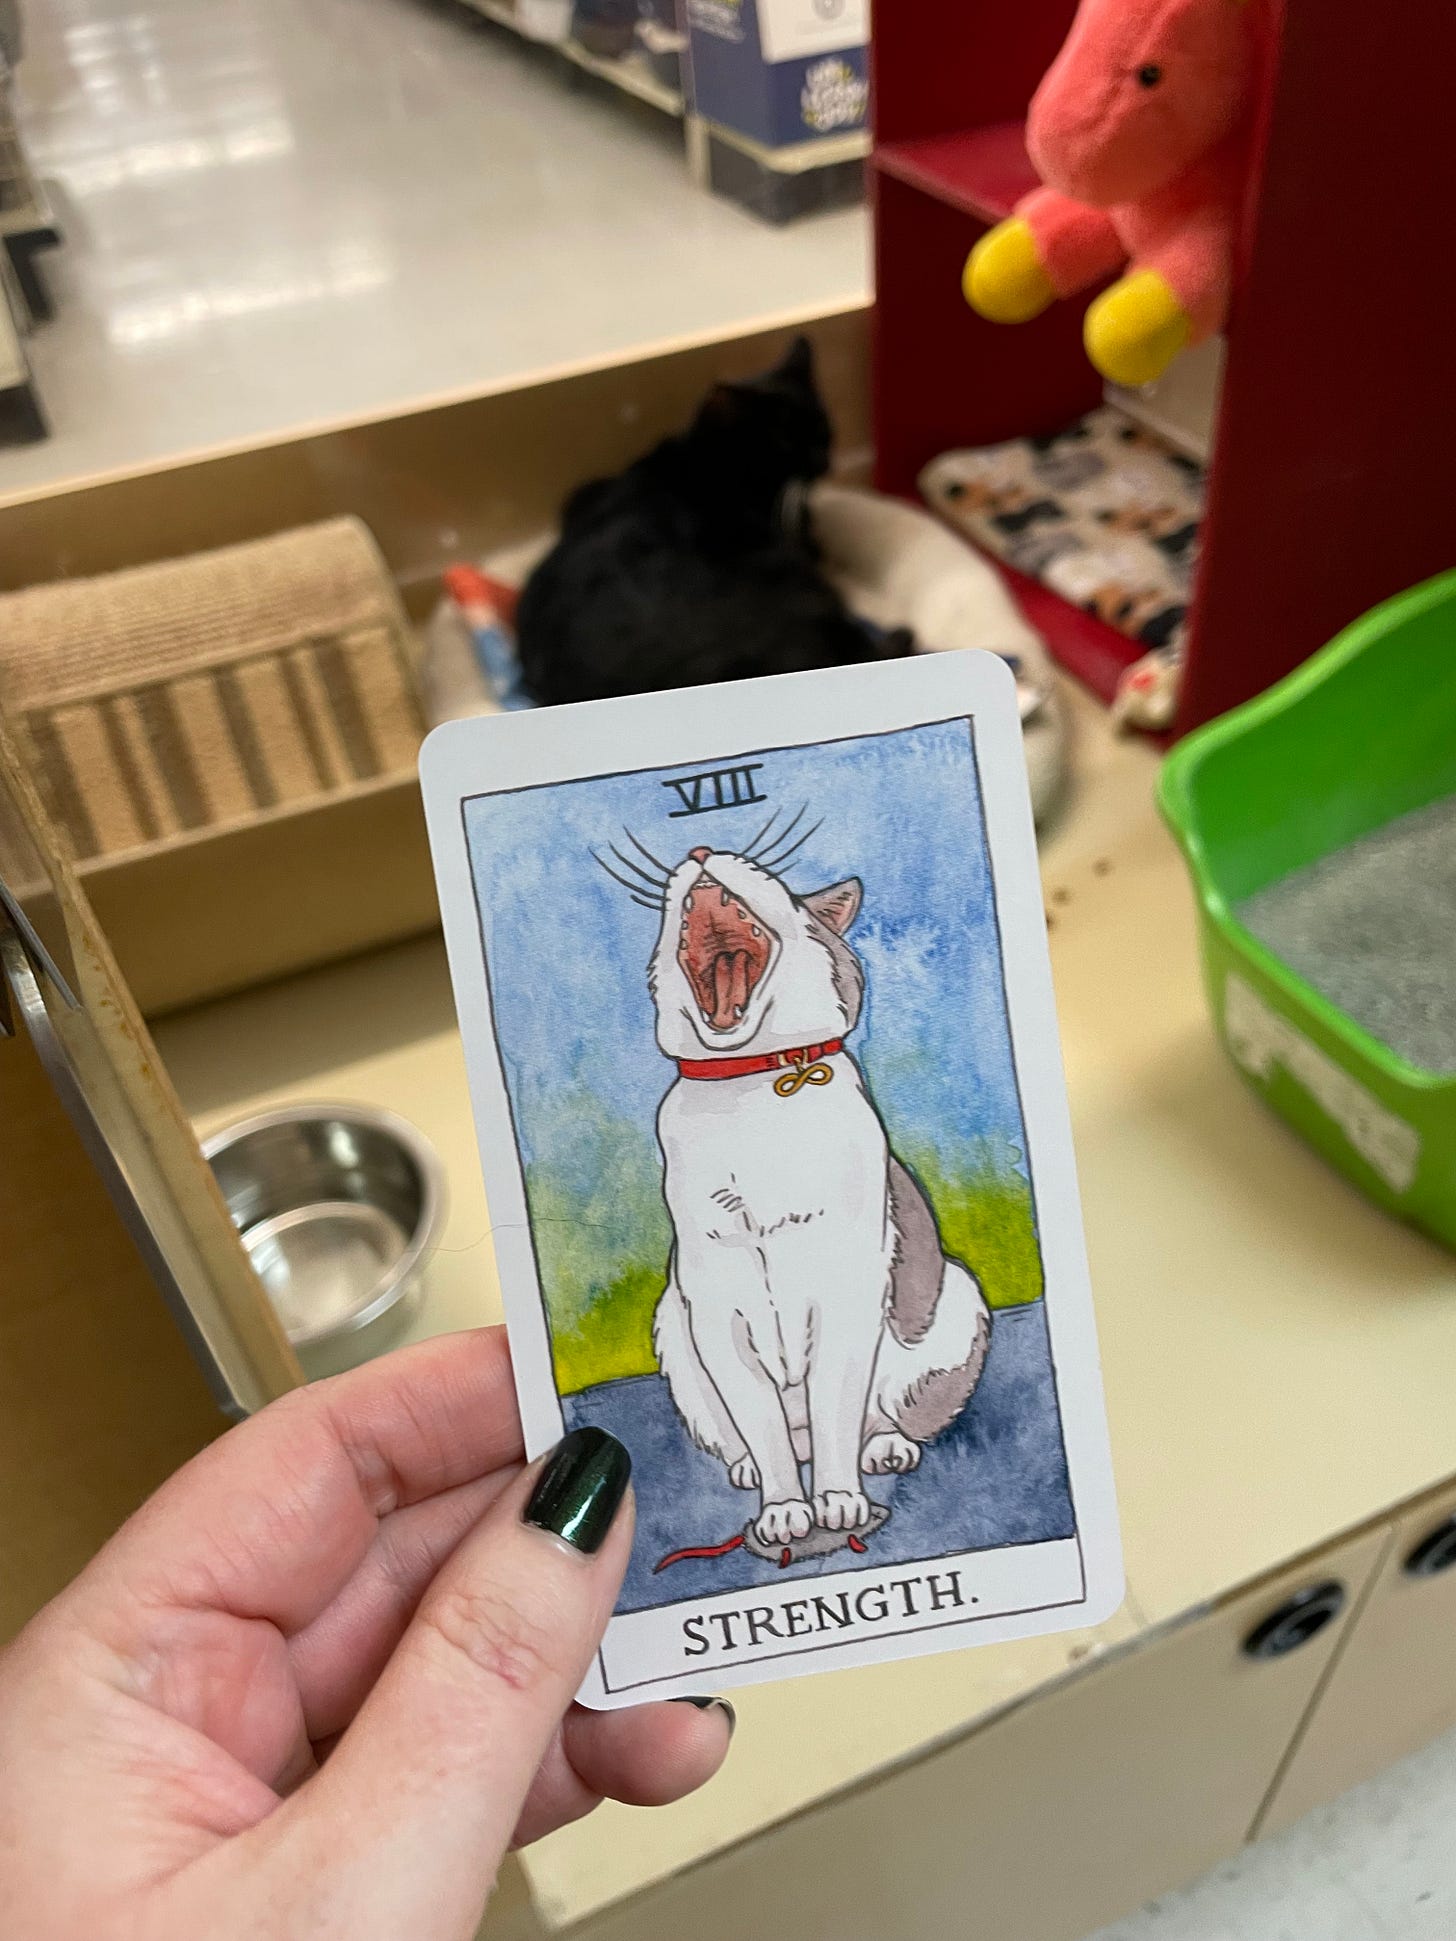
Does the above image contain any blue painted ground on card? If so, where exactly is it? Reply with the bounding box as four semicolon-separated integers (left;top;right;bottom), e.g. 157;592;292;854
563;1301;1074;1614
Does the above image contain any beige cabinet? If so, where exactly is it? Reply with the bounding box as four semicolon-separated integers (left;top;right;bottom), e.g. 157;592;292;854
0;715;300;1639
0;1013;226;1635
569;1529;1388;1941
1260;1480;1456;1837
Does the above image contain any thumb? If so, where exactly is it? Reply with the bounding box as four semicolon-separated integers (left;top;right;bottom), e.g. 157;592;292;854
267;1427;632;1939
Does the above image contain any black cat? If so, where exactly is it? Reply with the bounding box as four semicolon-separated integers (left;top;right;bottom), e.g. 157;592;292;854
515;338;908;706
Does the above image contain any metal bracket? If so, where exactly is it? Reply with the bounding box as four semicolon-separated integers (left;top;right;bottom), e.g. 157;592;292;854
0;869;79;1009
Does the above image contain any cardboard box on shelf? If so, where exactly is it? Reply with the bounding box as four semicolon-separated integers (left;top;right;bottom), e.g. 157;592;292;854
687;0;868;148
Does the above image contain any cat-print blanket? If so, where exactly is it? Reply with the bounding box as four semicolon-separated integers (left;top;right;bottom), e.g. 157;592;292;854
919;407;1207;732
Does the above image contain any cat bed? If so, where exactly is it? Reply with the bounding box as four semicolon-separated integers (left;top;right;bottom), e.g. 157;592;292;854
918;406;1206;732
809;484;1066;821
423;486;1069;824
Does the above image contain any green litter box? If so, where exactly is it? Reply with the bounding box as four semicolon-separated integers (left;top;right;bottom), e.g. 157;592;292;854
1160;570;1456;1252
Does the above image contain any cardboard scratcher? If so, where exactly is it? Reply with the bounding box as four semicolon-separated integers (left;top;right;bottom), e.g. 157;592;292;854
0;519;438;1018
0;517;425;863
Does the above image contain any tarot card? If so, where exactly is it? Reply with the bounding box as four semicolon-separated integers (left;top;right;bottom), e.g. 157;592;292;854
421;651;1121;1707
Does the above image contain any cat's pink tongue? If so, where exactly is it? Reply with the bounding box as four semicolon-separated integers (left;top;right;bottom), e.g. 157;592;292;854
710;949;750;1029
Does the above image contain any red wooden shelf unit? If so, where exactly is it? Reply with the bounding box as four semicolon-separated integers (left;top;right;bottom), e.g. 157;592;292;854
874;124;1038;227
870;0;1456;734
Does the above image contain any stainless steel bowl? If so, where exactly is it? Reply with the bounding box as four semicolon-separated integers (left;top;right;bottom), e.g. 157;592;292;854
203;1103;446;1349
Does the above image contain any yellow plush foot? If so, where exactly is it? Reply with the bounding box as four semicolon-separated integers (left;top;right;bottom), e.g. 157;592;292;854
1084;270;1190;385
963;219;1056;324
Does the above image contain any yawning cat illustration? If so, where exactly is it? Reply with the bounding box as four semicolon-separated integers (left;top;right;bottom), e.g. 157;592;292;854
600;818;992;1555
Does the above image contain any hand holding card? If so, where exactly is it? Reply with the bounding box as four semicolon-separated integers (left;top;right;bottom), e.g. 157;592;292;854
422;651;1121;1707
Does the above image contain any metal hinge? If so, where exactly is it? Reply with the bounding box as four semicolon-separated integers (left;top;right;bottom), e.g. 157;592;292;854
0;868;79;1025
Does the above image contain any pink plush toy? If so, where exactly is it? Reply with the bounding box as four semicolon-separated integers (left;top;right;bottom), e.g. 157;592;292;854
965;0;1269;386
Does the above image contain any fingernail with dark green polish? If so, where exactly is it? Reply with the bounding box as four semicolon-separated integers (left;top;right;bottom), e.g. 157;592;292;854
523;1427;631;1556
673;1696;736;1737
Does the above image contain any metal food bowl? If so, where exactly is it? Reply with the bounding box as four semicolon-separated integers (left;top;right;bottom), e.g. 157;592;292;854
203;1103;446;1349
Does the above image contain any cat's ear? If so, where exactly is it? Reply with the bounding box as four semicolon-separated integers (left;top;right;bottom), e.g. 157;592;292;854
693;383;742;433
776;335;815;384
803;878;862;936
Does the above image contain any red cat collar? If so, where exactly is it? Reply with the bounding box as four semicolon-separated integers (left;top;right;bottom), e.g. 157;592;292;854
677;1039;844;1088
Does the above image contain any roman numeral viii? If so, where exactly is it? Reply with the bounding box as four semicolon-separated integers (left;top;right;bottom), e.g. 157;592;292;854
663;764;767;817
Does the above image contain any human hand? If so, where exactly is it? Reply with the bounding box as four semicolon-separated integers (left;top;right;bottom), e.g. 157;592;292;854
0;1328;730;1939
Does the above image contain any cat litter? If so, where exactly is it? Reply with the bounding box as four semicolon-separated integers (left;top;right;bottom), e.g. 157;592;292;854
1238;795;1456;1075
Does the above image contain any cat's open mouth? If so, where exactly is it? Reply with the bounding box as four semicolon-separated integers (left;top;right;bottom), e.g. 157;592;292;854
678;873;776;1032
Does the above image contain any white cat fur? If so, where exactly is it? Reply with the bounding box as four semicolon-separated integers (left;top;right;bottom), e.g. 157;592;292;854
649;847;991;1549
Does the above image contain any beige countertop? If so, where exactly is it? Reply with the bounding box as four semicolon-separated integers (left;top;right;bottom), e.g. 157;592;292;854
153;680;1456;1929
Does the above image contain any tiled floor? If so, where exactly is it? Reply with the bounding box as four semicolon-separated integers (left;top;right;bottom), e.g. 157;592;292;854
4;0;867;499
1087;1724;1456;1941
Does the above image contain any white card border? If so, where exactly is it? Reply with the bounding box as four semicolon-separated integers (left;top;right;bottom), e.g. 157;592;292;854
420;652;1122;1707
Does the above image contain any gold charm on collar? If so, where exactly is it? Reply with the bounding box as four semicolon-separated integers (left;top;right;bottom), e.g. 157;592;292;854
774;1050;835;1098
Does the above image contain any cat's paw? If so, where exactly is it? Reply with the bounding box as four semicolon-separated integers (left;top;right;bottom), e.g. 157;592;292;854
813;1488;873;1532
755;1498;814;1546
861;1432;922;1475
729;1455;760;1491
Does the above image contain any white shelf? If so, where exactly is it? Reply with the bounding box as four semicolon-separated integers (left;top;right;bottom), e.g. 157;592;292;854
462;0;683;117
563;37;684;115
462;0;866;173
707;120;870;174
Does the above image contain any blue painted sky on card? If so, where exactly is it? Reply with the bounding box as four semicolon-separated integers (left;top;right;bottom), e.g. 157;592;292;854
462;720;1030;1189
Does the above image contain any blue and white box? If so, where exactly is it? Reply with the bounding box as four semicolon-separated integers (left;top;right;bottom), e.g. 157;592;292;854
686;0;869;148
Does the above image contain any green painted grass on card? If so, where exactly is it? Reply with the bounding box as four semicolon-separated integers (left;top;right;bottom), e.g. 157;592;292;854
909;1153;1045;1313
547;1159;1044;1395
551;1263;667;1395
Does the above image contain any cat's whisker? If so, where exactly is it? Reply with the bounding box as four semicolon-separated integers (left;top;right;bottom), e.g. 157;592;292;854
751;803;805;862
623;829;672;879
608;842;670;891
627;890;667;910
742;808;782;859
760;817;823;872
593;850;667;904
756;815;812;868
